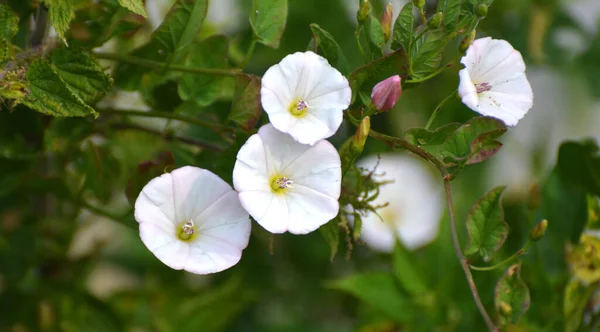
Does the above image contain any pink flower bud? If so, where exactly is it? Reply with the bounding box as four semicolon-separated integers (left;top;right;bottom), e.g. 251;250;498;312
371;75;402;112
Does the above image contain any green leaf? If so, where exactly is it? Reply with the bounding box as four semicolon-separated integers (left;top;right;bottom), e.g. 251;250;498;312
393;241;428;295
319;218;340;261
308;23;349;74
228;74;262;131
555;140;600;197
437;0;462;33
465;186;509;261
440;116;506;167
404;123;461;146
250;0;288;48
178;35;229;107
125;151;175;205
366;15;385;57
43;0;74;43
563;279;593;332
22;60;97;117
410;29;447;79
76;142;121;203
117;0;148;17
328;272;414;322
391;2;414;52
494;264;530;326
50;48;112;103
115;0;209;89
0;4;19;39
349;48;409;103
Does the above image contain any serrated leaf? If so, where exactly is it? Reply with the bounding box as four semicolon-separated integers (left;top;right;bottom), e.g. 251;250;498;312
437;0;462;33
404;123;461;146
228;74;262;131
319;218;339;261
0;4;19;39
495;264;530;325
22;60;96;117
410;29;447;79
117;0;148;17
465;186;509;261
250;0;287;48
328;272;414;322
392;2;414;52
43;0;74;43
115;0;209;90
178;35;229;107
50;48;112;103
393;241;428;295
308;23;349;75
441;116;506;167
366;15;385;57
0;38;12;65
349;48;409;103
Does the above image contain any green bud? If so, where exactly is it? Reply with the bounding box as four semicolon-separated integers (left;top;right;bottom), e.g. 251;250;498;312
357;0;372;24
459;30;476;54
529;219;548;242
412;0;425;10
381;3;393;42
476;4;488;18
351;116;370;155
428;12;443;29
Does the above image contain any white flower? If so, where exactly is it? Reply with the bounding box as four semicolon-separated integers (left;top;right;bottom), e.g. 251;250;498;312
353;154;443;252
458;37;533;126
260;51;352;145
233;124;341;234
134;166;251;274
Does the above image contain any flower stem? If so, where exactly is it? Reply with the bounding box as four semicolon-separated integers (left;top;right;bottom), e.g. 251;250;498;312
240;38;258;69
425;90;457;130
444;178;498;331
93;52;242;77
419;8;427;24
96;108;231;132
470;242;531;272
355;29;368;63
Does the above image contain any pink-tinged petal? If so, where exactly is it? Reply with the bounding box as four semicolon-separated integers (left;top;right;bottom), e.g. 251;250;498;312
370;75;402;112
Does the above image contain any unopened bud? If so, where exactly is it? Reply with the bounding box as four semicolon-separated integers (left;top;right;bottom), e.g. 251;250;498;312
381;3;393;42
459;30;476;54
476;4;488;18
351;116;370;155
428;12;443;29
529;219;548;242
357;0;372;24
412;0;425;10
371;75;402;112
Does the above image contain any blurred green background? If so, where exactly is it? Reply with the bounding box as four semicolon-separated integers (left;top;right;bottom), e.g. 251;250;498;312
2;0;600;331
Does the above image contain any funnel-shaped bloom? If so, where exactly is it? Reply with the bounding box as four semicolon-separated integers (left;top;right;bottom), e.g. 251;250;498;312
261;51;352;145
371;75;402;112
135;166;251;274
233;124;341;234
458;37;533;126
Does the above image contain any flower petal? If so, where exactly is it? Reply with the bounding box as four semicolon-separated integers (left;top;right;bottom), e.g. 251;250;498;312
357;211;396;253
285;185;339;234
135;171;177;230
184;236;245;275
233;134;271;192
139;222;188;270
239;191;289;233
196;190;251;250
458;69;479;111
462;38;526;84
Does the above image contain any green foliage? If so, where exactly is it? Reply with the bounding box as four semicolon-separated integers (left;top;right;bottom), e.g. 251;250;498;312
391;2;414;52
366;15;385;57
43;0;74;43
228;74;262;131
22;60;97;117
555;140;600;197
250;0;288;48
117;0;148;17
405;123;461;146
308;24;349;74
349;48;409;103
563;279;593;332
125;151;175;205
393;241;428;295
319;218;340;261
410;29;447;79
0;4;19;39
75;142;122;203
495;264;530;325
178;35;230;107
465;186;509;262
438;0;462;33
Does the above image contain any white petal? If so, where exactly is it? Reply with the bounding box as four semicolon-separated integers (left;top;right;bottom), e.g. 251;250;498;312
357;210;396;253
233;134;271;192
239;191;290;233
462;38;526;83
458;69;479;111
185;236;245;275
134;171;177;231
139;223;188;270
255;123;312;172
285;185;339;234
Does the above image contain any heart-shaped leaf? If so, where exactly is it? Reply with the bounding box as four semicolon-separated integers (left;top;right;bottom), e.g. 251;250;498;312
465;186;509;261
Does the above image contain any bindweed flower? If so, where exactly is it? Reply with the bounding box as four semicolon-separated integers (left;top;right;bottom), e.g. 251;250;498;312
353;154;443;252
371;75;402;112
233;124;341;234
458;37;533;126
260;51;352;145
135;166;251;274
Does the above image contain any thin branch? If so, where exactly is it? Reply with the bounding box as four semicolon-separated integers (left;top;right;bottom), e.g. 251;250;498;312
77;199;136;230
96;108;231;132
425;90;457;130
240;38;258;69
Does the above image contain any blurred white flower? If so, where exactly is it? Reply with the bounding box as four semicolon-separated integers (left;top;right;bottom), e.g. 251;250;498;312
563;0;600;36
233;124;341;234
135;166;251;274
146;0;241;34
458;37;533;126
261;51;352;145
353;154;443;252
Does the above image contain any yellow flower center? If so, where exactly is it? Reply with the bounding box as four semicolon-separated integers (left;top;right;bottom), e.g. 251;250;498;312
270;175;293;193
177;220;198;242
288;99;309;117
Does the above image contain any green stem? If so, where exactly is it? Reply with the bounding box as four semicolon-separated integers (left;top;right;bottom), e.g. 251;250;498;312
97;108;230;132
406;62;454;84
93;52;242;77
425;90;457;130
78;199;135;230
355;28;368;63
240;38;258;69
419;8;427;24
470;242;531;272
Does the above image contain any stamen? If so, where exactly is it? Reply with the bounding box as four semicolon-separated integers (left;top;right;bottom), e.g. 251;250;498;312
275;177;294;189
475;82;492;94
296;100;309;111
182;220;195;235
